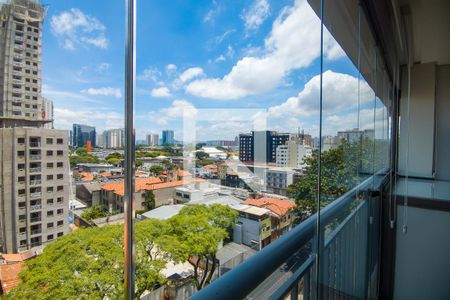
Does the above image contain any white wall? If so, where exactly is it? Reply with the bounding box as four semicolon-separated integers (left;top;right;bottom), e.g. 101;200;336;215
394;206;450;300
398;63;436;178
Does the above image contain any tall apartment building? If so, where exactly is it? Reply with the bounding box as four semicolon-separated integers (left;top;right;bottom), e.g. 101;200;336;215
239;131;290;163
146;133;159;146
161;130;174;145
337;128;375;144
276;135;312;170
72;123;96;148
103;128;124;149
41;97;53;129
0;0;45;127
0;128;69;253
0;0;70;253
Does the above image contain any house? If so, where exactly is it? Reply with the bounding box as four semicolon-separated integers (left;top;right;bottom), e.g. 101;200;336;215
0;250;37;294
100;177;206;212
232;204;273;250
75;182;102;206
243;197;296;239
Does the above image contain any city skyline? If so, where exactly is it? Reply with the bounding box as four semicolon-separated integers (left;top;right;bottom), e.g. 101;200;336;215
37;0;380;142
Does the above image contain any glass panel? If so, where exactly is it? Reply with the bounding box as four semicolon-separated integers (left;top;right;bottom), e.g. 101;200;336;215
2;0;126;298
318;0;391;299
134;0;322;298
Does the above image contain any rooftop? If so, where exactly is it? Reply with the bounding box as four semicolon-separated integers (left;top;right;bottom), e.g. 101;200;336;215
140;205;186;220
243;197;296;217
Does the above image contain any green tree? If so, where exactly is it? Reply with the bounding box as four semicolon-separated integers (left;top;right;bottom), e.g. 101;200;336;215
69;153;99;168
287;139;376;222
81;205;113;222
149;165;164;176
75;147;88;155
7;204;237;298
136;160;143;168
195;151;209;160
144;190;156;211
105;152;123;161
6;224;166;300
162;205;237;290
106;157;121;165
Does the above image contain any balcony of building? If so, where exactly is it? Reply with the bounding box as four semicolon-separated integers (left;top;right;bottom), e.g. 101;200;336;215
190;0;450;300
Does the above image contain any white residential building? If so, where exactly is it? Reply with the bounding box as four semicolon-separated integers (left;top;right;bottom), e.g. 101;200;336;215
103;128;124;149
276;137;312;170
146;133;159;146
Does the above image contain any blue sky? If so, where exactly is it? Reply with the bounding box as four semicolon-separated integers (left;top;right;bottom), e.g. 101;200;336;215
41;0;384;141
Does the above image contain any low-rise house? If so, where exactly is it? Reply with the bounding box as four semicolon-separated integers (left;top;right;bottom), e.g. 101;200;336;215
232;204;273;250
76;163;116;173
100;177;205;212
0;250;37;294
243;197;296;239
76;182;102;206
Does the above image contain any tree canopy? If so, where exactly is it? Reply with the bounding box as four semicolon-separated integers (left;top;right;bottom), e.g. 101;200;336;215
7;204;238;299
287;138;384;222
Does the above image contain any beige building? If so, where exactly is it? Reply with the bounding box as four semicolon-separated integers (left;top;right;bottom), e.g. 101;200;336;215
0;128;69;253
0;0;46;127
0;1;70;253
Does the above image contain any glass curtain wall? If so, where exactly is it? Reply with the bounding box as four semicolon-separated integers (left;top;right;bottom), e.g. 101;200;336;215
1;0;396;299
318;0;392;299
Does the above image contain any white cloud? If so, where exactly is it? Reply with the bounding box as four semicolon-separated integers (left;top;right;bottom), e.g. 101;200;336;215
51;8;108;50
186;0;345;100
97;62;111;72
138;67;162;82
241;0;270;31
214;55;226;63
178;67;204;83
81;87;122;98
166;64;177;75
266;70;372;117
54;108;123;132
249;70;374;135
204;0;221;23
151;87;172;98
148;99;197;126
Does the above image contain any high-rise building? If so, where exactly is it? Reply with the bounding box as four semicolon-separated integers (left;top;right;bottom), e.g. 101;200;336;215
103;128;124;149
161;130;174;145
276;135;312;170
72;124;96;148
96;132;104;148
337;128;375;144
0;128;69;253
146;133;159;146
41;98;53;129
239;131;290;163
0;0;46;127
0;0;70;253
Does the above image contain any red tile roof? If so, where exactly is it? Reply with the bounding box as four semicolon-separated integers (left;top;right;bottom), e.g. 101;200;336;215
101;177;205;197
0;262;23;294
80;172;94;181
243;197;296;217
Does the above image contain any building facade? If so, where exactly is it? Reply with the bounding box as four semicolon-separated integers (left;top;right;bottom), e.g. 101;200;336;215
0;0;70;253
102;128;124;149
161;130;174;145
72;124;96;148
0;128;70;253
275;136;312;170
146;133;159;146
265;168;294;196
239;131;290;163
0;0;45;126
